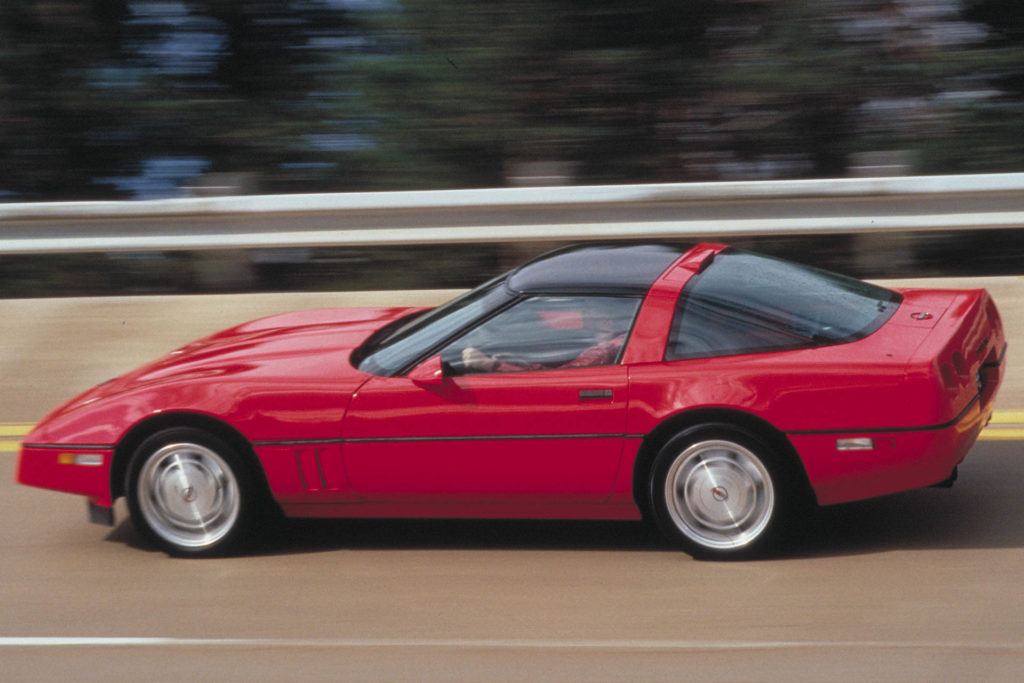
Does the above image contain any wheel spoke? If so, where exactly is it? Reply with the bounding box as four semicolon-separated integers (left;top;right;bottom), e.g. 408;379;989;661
171;453;206;531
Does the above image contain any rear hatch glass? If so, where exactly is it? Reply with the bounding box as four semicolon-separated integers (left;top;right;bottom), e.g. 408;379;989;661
666;249;902;360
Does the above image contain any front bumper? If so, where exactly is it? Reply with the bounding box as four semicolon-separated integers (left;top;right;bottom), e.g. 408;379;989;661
17;445;114;507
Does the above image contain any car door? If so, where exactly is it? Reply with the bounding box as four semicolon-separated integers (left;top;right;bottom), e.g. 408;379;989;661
341;295;639;506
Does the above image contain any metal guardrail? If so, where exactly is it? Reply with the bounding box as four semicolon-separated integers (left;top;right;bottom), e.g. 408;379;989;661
3;173;1024;254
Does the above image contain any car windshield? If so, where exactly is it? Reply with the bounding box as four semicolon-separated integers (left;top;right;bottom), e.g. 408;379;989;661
356;276;515;376
666;249;902;360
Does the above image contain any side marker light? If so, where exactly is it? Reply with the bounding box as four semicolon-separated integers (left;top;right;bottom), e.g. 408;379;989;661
836;437;896;451
58;453;104;466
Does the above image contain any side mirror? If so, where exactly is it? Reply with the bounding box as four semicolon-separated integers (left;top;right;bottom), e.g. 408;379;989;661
408;354;446;387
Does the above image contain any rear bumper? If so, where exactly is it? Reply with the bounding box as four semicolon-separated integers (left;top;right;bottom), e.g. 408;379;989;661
794;329;1005;507
791;395;992;507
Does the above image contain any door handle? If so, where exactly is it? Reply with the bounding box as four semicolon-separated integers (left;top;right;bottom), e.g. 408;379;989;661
578;389;613;401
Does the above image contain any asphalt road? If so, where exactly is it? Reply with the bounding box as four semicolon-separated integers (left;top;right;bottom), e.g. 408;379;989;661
3;280;1024;681
3;441;1023;681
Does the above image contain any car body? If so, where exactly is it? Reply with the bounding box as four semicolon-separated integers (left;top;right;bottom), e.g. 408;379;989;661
18;243;1006;558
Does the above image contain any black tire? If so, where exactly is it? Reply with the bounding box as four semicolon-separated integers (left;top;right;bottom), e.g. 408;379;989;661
649;424;795;560
125;427;260;557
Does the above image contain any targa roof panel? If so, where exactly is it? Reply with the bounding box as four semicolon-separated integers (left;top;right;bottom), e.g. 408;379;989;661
506;243;687;295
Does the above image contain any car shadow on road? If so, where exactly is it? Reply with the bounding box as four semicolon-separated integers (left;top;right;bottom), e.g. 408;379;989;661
104;515;670;556
257;517;667;556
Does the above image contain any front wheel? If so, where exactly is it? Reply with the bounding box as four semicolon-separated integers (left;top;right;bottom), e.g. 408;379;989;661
649;425;794;559
126;428;258;557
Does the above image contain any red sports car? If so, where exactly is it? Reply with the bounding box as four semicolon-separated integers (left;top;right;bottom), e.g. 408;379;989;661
17;243;1006;559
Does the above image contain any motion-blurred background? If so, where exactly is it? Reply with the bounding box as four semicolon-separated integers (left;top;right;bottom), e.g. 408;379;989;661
2;0;1023;295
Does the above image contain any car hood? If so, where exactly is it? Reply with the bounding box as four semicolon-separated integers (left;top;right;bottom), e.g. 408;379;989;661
27;306;424;444
122;306;422;386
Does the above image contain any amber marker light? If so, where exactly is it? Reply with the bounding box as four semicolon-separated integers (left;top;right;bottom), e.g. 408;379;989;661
58;453;104;466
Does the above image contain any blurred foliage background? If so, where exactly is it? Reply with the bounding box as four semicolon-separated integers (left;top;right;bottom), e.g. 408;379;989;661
2;0;1024;294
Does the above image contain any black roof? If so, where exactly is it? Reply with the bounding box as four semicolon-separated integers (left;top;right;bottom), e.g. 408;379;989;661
506;243;688;296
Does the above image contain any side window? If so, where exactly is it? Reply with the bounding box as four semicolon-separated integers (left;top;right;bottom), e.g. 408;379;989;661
665;249;900;360
667;292;813;360
441;295;640;374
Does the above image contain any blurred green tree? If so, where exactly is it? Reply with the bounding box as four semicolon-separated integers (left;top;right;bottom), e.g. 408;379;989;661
0;1;363;199
0;1;134;199
696;1;951;179
351;0;717;188
125;0;364;194
915;0;1024;172
4;0;1024;201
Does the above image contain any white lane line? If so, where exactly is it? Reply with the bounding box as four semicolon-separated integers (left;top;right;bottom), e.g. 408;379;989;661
1;637;1023;651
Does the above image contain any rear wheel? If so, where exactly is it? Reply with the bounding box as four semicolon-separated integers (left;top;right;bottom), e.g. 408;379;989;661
126;427;258;557
649;425;793;559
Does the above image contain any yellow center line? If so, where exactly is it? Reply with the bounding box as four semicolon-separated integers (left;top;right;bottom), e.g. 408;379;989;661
991;410;1024;424
979;429;1024;441
0;424;34;437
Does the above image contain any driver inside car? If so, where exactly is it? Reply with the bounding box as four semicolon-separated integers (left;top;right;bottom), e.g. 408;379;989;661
460;308;624;373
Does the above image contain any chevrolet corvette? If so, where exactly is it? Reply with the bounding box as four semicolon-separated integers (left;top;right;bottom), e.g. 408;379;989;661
17;243;1006;559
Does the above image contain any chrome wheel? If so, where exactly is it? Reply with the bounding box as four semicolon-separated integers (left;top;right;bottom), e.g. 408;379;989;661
125;427;256;555
663;439;774;550
649;424;796;559
136;441;240;549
